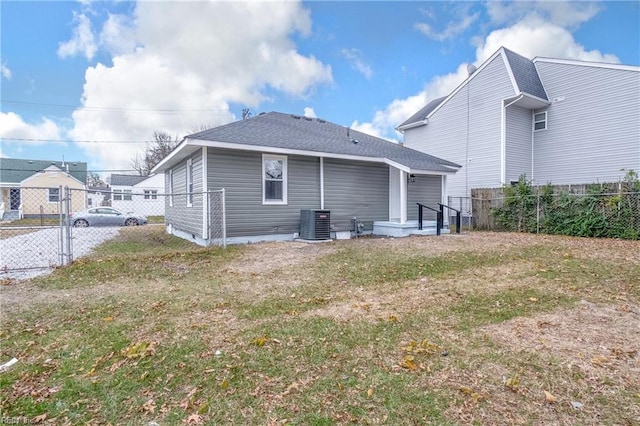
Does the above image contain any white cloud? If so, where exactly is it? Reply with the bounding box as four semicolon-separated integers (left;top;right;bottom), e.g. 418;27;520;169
304;107;317;118
415;5;479;41
486;1;602;28
1;63;11;80
475;16;620;64
359;8;619;139
0;112;63;144
341;48;373;79
65;1;333;170
58;12;97;60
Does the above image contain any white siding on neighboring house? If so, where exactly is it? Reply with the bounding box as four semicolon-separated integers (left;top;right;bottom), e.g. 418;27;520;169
112;174;165;216
403;54;515;199
532;61;640;184
505;105;533;183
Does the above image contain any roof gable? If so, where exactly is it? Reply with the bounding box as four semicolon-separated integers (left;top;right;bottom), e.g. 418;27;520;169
398;47;550;131
0;158;87;184
502;48;548;100
155;112;460;174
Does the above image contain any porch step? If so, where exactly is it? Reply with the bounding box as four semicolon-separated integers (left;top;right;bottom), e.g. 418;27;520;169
2;210;20;222
372;220;450;238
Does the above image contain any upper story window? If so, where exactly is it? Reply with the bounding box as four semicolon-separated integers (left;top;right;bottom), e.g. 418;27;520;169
186;158;194;207
48;187;60;203
262;154;287;205
534;111;547;131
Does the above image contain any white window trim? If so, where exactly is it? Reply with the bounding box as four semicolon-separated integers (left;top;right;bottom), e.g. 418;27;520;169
262;154;288;205
186;158;193;207
47;188;60;203
534;111;547;131
169;169;174;207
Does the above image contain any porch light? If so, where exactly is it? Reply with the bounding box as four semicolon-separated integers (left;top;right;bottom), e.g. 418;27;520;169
409;174;416;183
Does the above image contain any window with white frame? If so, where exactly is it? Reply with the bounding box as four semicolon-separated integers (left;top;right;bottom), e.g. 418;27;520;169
47;187;60;203
534;111;547;131
113;190;132;201
262;154;287;204
169;169;174;207
186;158;193;207
143;190;158;200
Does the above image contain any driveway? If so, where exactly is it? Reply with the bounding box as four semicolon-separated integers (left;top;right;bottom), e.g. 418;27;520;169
0;226;121;281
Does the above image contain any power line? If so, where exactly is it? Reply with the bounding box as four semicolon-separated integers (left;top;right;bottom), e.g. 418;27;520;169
1;137;154;144
1;99;229;114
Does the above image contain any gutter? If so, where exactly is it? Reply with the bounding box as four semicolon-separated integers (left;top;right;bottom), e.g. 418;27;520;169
396;118;428;133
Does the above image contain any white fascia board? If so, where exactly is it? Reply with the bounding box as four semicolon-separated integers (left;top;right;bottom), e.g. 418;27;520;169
191;138;390;165
384;159;410;172
533;57;640;72
150;138;189;173
396;119;428;132
410;168;459;176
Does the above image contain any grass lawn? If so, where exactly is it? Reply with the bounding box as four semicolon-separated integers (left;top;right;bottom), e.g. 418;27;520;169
1;229;638;425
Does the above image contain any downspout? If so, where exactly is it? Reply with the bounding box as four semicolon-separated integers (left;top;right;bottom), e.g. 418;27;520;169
320;157;324;209
501;95;524;184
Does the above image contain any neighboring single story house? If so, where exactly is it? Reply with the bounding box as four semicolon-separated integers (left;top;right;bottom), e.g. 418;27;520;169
110;173;165;216
0;158;87;221
398;46;640;203
152;111;460;245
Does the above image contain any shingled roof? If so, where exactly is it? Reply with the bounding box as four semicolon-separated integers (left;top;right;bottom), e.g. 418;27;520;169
174;111;460;173
397;47;549;130
110;174;148;186
0;158;87;184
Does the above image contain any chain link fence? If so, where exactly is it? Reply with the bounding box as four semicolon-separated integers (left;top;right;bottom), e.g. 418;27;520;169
1;186;226;281
453;184;640;239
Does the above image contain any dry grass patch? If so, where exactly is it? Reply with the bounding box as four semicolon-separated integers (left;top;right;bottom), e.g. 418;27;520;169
2;230;639;425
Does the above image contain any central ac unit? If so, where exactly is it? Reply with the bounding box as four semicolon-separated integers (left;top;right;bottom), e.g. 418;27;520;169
299;209;330;240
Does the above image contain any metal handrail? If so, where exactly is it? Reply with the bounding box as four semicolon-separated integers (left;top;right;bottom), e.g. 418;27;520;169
438;203;461;234
416;203;442;235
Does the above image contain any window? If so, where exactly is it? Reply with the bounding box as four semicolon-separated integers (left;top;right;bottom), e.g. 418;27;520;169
144;190;158;200
534;111;547;131
47;187;60;203
186;158;193;207
169;169;174;207
262;154;287;204
113;190;132;201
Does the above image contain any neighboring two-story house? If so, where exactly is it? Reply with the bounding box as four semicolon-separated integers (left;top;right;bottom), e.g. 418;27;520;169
397;47;640;203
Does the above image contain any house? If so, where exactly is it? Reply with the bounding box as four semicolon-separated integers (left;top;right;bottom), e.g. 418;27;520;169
0;158;87;221
110;173;165;216
151;111;460;245
87;185;111;208
397;47;640;205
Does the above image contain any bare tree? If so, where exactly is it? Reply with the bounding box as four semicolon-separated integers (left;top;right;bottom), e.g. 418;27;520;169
86;171;106;187
132;131;180;176
242;108;252;120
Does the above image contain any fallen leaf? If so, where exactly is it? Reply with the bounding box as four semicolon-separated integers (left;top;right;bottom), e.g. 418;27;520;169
544;390;557;403
143;398;156;413
367;388;374;397
185;413;204;425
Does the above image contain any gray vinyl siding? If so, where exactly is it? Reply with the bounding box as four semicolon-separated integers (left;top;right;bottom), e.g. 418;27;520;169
407;175;442;220
403;54;515;198
533;62;640;184
207;149;320;237
165;150;204;236
505;105;533;183
324;159;389;230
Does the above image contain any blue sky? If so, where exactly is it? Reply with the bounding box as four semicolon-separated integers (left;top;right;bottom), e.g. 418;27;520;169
1;1;639;175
